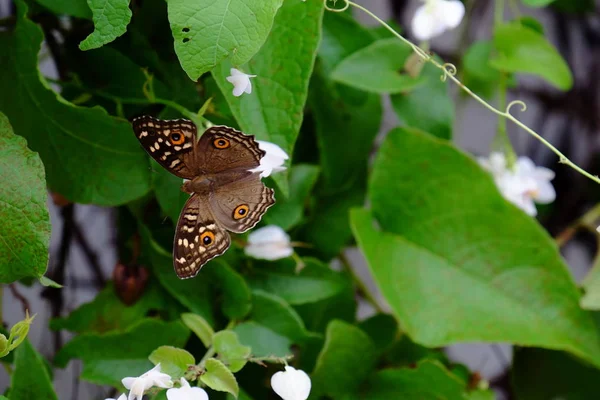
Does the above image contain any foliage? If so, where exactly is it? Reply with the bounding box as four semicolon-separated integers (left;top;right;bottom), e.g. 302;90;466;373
0;0;597;398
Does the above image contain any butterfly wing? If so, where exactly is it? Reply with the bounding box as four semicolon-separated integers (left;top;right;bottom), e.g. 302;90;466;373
173;193;231;279
132;116;199;179
196;125;265;174
209;172;275;233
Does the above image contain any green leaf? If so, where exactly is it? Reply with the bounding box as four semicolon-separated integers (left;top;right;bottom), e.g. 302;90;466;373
153;162;188;224
201;358;239;398
0;112;50;283
149;346;195;379
234;321;291;357
358;313;398;353
79;0;132;50
35;0;92;18
391;57;454;140
331;38;424;94
513;347;600;399
351;127;600;368
11;340;58;400
0;0;151;205
248;258;346;305
54;319;189;387
212;0;325;193
50;281;176;334
249;290;308;342
491;21;573;90
521;0;555;6
264;165;320;230
181;313;214;348
581;252;600;310
38;276;62;288
311;320;377;398
213;330;251;373
204;260;252;319
461;41;502;99
385;334;448;368
360;360;468;399
169;0;284;81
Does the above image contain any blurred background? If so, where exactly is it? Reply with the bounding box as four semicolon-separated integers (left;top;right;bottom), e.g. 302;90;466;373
1;0;599;398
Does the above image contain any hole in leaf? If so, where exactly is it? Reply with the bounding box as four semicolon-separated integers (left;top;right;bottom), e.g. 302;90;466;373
183;38;190;43
182;27;190;33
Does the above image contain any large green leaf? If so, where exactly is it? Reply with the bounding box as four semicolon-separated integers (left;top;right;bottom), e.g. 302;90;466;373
0;113;50;283
330;38;424;94
213;330;251;372
359;360;469;399
149;346;195;379
212;0;324;193
35;0;91;18
521;0;555;6
247;258;346;305
249;290;309;342
512;347;600;399
0;0;151;205
311;320;377;398
491;21;573;90
79;0;132;50
11;341;58;400
50;281;178;334
351;127;600;367
169;0;284;80
54;319;189;387
201;358;239;398
234;321;291;357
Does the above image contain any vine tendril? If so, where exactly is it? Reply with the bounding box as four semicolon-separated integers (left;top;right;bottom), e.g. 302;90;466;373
324;0;600;186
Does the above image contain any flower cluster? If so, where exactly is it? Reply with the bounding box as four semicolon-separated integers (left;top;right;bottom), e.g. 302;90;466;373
107;364;311;400
478;152;556;216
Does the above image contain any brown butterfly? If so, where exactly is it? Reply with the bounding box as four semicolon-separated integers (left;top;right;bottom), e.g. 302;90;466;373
132;116;275;279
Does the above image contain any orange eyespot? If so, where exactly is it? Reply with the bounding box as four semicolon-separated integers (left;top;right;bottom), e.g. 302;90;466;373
200;231;215;246
213;137;230;149
233;205;249;220
170;131;185;145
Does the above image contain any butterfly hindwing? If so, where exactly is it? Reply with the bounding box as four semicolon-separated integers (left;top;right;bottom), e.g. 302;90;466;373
209;172;275;233
196;126;265;174
173;194;231;279
132;115;199;179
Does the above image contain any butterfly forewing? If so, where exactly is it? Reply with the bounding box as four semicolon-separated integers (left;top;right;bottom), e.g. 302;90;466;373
132;115;199;179
196;126;265;174
173;194;231;279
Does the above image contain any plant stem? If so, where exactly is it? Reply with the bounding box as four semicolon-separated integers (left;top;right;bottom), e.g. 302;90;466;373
329;0;600;186
338;251;383;313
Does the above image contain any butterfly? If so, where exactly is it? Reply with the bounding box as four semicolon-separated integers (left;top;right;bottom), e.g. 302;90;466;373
132;116;275;279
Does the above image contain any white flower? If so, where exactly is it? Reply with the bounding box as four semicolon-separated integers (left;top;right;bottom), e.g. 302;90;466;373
250;141;289;178
226;68;256;97
478;152;556;217
245;226;293;261
122;364;173;400
106;395;127;400
411;0;465;41
166;378;209;400
271;366;311;400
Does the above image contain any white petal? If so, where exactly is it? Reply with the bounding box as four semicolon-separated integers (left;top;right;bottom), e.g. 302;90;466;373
230;68;244;77
105;395;127;400
411;5;440;41
437;0;465;29
271;366;311;400
122;377;136;390
245;243;294;260
248;226;289;244
258;141;289;160
534;181;556;204
533;166;555;182
129;378;148;400
244;79;253;94
515;157;536;175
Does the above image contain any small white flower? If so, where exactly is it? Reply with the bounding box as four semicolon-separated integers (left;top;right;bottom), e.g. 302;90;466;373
245;226;293;261
250;141;289;178
411;0;465;41
478;152;556;217
166;378;209;400
122;364;173;400
226;68;256;97
105;395;127;400
271;366;311;400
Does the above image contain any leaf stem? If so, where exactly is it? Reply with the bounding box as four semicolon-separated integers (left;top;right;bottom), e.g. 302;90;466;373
326;0;600;186
338;251;383;313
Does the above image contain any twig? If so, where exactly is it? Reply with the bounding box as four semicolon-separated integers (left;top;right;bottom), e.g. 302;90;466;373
8;284;30;315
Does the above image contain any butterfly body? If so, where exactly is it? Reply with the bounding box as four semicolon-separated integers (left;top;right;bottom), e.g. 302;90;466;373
132;116;275;279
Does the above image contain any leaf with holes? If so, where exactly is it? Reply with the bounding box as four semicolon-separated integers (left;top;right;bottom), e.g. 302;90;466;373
0;0;151;206
168;0;284;81
0;112;50;283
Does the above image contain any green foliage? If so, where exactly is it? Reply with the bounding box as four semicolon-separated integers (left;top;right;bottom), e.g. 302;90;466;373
35;0;91;18
79;0;132;50
181;313;214;348
491;21;573;90
351;127;600;367
0;312;36;358
149;346;195;379
11;340;58;400
201;358;239;398
213;330;251;372
0;0;151;205
0;113;50;283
